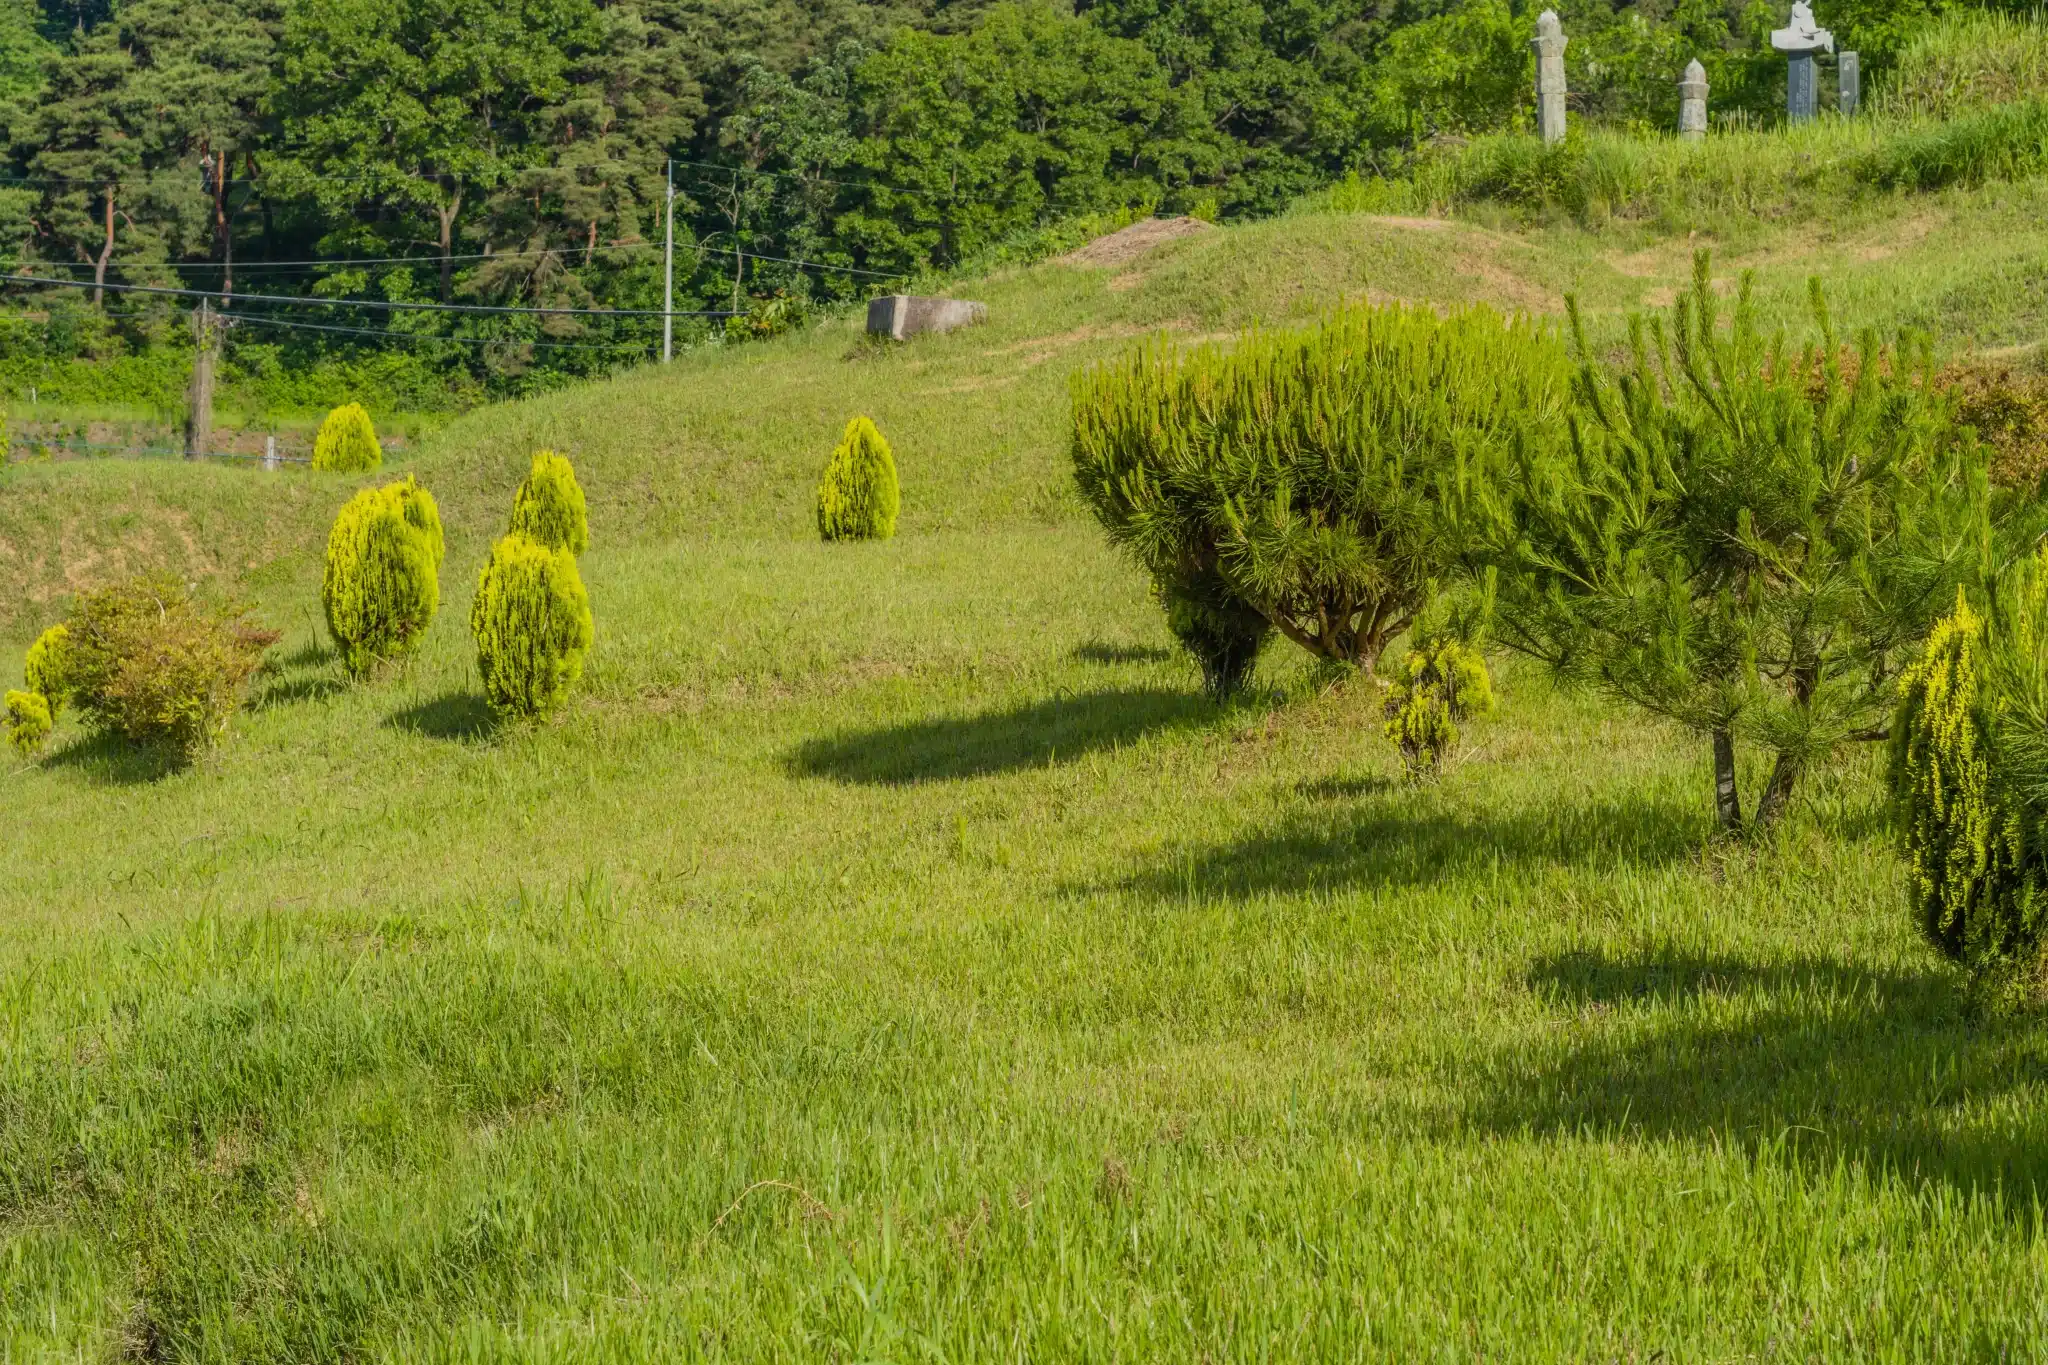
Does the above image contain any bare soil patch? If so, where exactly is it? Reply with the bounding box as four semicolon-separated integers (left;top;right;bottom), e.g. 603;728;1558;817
1059;216;1212;269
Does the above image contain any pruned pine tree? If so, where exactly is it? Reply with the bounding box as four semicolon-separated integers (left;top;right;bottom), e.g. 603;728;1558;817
1489;252;1995;836
1073;303;1569;686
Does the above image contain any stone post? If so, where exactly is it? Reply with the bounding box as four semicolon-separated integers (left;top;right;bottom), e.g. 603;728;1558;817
1679;60;1709;142
1787;52;1817;122
1533;11;1568;147
1771;3;1834;126
1839;50;1861;117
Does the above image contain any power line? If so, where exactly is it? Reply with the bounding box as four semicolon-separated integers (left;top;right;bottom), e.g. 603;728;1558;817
3;273;738;319
19;237;906;282
227;311;663;352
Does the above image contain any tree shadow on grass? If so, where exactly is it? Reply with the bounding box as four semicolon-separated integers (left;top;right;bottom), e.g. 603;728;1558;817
1472;946;2048;1203
1116;788;1702;901
790;687;1214;785
40;730;188;785
386;691;501;743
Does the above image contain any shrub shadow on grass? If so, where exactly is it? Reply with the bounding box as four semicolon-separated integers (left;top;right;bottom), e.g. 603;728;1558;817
252;673;348;711
1072;641;1177;666
790;687;1214;784
41;730;188;785
1117;788;1699;901
1476;947;2048;1202
387;691;501;743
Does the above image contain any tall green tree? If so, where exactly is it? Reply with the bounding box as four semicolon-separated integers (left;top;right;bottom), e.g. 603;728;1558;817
24;19;146;304
837;2;1216;272
1486;256;1998;835
274;0;596;300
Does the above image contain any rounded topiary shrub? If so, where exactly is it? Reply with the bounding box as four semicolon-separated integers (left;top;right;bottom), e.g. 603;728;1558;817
816;416;899;542
470;533;593;718
63;574;275;758
24;623;71;717
5;688;50;756
323;476;446;675
313;403;382;473
509;448;589;553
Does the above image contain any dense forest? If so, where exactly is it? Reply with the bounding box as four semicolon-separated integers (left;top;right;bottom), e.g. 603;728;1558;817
0;0;2018;407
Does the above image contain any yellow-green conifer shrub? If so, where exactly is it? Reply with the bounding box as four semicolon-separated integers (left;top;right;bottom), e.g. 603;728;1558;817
1894;595;2003;964
4;688;50;756
1383;639;1495;779
24;623;71;718
323;476;446;675
312;402;382;473
1888;574;2048;989
470;533;593;717
816;416;899;542
508;449;590;553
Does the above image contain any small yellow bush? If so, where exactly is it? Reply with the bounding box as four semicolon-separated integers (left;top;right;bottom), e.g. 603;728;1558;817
470;533;593;718
816;416;900;542
1383;638;1495;779
312;403;382;473
509;449;589;553
4;688;50;756
323;476;446;675
24;623;71;717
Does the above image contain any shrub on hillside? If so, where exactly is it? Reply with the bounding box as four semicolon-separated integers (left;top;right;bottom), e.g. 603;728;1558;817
470;533;593;718
509;449;590;553
1889;556;2048;993
1161;575;1271;701
323;476;446;675
724;292;810;344
1072;303;1569;695
1383;621;1495;780
312;402;382;473
1488;254;1998;835
4;688;50;756
817;416;900;542
64;575;276;757
23;623;71;717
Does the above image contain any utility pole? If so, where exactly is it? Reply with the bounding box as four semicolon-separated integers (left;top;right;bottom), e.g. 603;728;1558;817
185;297;217;460
663;159;674;364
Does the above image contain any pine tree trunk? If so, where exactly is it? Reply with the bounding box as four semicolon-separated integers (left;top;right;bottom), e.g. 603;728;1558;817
92;192;114;310
1753;750;1801;832
1713;728;1742;833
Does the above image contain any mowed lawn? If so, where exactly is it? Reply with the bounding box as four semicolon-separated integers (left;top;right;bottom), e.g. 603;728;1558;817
7;203;2048;1360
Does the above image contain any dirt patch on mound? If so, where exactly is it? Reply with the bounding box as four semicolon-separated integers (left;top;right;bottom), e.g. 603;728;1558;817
1366;216;1457;232
1060;216;1212;268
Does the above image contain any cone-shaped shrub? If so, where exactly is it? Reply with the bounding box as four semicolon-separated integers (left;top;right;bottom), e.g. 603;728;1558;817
471;532;593;717
509;449;589;553
1383;638;1495;779
323;476;446;675
24;623;71;717
5;688;50;756
816;416;899;541
312;403;382;473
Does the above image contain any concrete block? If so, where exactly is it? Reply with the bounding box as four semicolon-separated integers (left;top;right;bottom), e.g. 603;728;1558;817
866;295;988;342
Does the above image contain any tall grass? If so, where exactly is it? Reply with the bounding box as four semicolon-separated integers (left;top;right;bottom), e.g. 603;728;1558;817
1880;9;2048;120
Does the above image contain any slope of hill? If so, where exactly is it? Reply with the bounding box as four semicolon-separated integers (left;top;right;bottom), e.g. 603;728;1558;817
7;174;2048;1358
11;170;2048;643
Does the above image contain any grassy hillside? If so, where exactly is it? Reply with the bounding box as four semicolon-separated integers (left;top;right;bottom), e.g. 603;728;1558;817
6;178;2048;1358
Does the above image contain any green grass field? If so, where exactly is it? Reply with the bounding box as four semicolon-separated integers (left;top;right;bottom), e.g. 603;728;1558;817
7;182;2048;1360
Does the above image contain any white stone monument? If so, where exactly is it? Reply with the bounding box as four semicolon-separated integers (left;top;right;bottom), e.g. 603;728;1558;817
1771;2;1834;124
1679;60;1709;142
1533;11;1568;147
